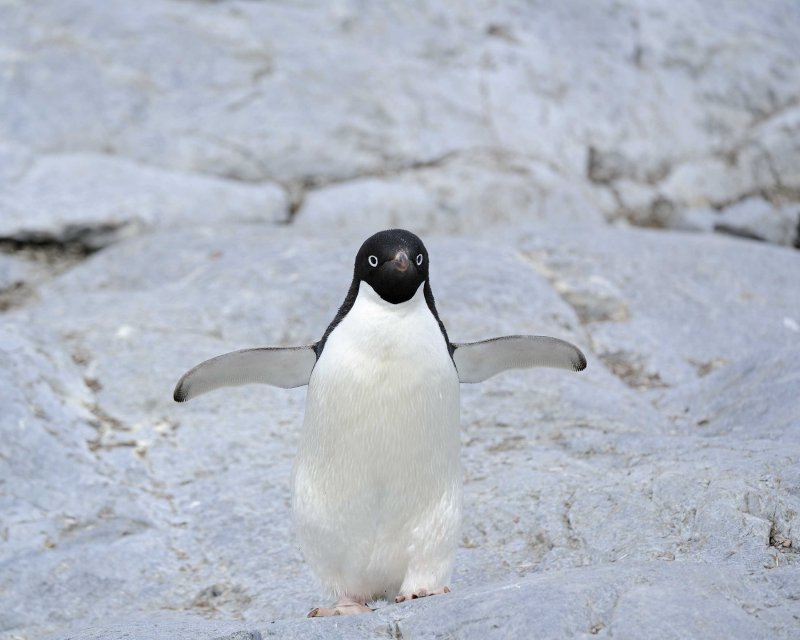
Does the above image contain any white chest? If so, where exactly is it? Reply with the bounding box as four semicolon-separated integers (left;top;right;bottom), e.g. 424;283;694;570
301;282;459;457
318;282;454;391
294;281;461;503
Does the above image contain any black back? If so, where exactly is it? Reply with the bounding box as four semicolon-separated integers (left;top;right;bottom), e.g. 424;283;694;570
315;229;453;359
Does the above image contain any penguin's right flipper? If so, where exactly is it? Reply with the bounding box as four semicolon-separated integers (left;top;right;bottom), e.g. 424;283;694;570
173;345;318;402
452;335;587;383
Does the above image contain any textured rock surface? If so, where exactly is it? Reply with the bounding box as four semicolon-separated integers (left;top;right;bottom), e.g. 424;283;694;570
0;153;288;244
47;564;800;640
3;226;799;640
1;1;799;639
1;0;798;243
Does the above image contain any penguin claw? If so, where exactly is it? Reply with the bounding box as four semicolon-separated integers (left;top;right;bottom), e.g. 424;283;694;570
394;585;450;603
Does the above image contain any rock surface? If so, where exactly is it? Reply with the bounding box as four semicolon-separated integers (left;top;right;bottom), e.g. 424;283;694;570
0;153;288;244
2;225;798;640
1;0;799;244
0;1;799;639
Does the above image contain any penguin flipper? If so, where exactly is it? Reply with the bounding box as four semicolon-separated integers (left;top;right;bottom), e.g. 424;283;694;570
173;345;318;402
452;335;587;383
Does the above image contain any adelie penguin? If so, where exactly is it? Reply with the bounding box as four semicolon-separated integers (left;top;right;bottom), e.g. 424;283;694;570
173;229;586;617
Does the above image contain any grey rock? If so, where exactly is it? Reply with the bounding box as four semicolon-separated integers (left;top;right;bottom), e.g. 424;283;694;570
4;223;799;639
296;151;606;234
680;199;800;247
213;632;262;640
384;563;800;640
517;225;800;388
0;252;46;296
1;0;800;638
49;564;800;639
0;142;33;184
743;106;800;195
659;158;754;209
0;154;288;246
49;613;259;640
1;0;798;241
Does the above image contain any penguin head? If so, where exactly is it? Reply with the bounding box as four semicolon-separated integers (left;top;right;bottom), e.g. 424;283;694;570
354;229;429;304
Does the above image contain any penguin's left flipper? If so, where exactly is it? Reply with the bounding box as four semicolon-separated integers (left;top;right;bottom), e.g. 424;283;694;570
173;345;318;402
452;335;587;383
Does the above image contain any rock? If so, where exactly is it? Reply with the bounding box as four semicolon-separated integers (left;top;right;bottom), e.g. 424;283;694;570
216;633;262;640
743;106;800;195
2;223;797;639
381;563;800;639
50;614;261;640
679;197;800;246
48;564;800;639
0;142;33;184
1;0;797;242
296;151;606;234
0;323;188;639
0;252;46;303
517;225;800;388
659;158;753;209
1;1;799;638
0;154;288;247
714;198;798;246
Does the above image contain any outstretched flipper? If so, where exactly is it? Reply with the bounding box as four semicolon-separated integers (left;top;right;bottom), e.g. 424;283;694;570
173;345;318;402
452;335;587;383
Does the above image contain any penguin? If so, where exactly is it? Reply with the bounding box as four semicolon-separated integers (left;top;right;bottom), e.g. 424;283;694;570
173;229;586;617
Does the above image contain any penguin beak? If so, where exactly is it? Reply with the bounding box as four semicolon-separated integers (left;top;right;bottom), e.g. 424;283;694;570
392;250;410;272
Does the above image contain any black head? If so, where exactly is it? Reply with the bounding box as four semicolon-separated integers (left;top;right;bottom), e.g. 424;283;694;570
354;229;429;304
316;228;452;358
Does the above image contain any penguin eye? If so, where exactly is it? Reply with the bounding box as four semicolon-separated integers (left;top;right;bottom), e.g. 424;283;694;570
416;253;424;266
368;255;379;267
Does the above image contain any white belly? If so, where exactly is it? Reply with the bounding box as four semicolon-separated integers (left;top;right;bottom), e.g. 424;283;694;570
291;282;461;601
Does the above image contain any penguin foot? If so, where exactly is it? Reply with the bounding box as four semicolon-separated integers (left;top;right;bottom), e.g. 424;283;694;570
307;598;373;617
394;585;450;603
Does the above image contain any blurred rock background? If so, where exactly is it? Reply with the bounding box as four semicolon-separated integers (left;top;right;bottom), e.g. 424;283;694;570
0;1;798;639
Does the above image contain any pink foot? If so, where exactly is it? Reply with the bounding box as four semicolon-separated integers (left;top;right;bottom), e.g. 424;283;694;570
307;598;373;617
394;585;450;604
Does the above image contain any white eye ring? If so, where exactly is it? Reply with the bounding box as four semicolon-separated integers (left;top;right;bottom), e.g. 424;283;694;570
416;253;424;266
368;255;378;267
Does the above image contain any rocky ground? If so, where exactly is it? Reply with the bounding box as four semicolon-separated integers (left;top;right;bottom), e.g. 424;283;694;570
1;1;799;639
